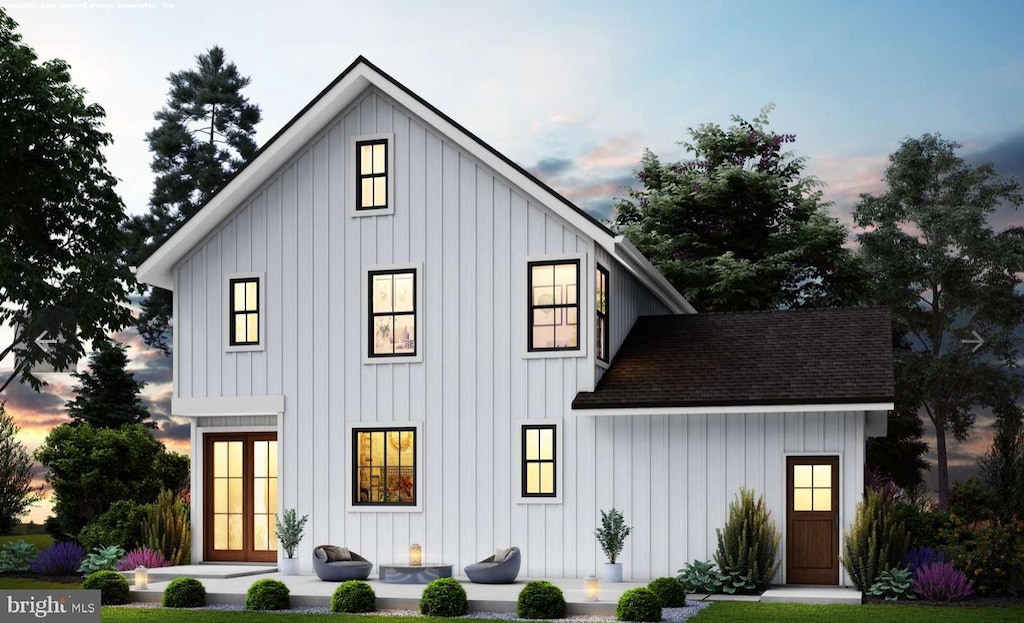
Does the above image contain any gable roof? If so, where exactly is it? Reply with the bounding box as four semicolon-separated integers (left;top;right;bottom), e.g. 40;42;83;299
572;307;895;411
135;56;693;314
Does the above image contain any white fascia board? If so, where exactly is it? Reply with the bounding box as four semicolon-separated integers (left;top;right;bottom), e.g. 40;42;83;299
136;71;375;290
573;402;894;417
613;236;696;314
172;395;285;417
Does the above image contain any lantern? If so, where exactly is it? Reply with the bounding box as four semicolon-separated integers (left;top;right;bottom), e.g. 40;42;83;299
585;575;599;601
134;565;149;590
409;543;422;566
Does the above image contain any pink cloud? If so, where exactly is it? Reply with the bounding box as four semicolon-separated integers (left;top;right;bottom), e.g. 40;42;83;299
577;135;644;170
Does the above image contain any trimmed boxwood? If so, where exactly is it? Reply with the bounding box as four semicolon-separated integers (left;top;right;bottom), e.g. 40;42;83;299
648;577;686;607
245;578;291;611
330;580;376;613
162;577;206;608
82;570;130;605
617;587;662;622
516;580;567;619
420;577;468;617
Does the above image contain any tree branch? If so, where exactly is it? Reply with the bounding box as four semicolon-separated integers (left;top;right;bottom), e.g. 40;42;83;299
0;358;28;395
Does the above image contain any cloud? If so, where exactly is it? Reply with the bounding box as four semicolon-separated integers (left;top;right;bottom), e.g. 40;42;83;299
532;157;574;177
964;133;1024;230
577;135;644;171
158;419;191;444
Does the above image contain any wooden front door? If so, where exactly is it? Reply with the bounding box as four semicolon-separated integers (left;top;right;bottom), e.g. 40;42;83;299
786;455;839;585
204;433;278;562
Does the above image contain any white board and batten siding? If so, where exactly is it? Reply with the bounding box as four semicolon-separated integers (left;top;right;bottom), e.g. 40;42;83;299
172;85;869;584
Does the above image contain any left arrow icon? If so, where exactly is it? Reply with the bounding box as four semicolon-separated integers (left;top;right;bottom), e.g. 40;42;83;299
35;331;58;353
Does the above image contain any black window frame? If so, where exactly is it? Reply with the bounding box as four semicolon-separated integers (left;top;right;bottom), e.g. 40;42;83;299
228;277;260;347
521;424;557;498
367;268;418;358
596;264;609;363
355;138;388;211
527;259;581;352
351;427;417;507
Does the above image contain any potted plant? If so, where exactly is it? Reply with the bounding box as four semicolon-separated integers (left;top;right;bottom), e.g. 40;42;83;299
275;508;308;575
595;508;632;582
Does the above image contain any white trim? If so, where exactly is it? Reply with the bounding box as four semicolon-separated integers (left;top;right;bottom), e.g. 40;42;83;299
346;421;424;513
781;451;844;587
573;402;893;416
224;272;267;352
513;418;563;505
362;262;424;364
348;132;396;217
135;60;694;316
523;253;588;360
173;395;286;417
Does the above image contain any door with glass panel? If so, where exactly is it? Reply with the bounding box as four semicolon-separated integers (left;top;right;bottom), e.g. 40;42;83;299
786;456;839;584
204;433;278;562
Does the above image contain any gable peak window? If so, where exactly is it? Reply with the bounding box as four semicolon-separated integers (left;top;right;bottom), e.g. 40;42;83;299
528;259;580;351
369;268;417;357
596;264;609;362
230;277;260;347
357;139;388;210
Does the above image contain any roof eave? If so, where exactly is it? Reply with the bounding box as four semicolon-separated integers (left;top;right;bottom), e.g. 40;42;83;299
570;401;895;416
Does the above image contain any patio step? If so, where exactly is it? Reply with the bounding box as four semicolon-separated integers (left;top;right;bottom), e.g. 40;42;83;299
760;587;862;605
144;564;278;580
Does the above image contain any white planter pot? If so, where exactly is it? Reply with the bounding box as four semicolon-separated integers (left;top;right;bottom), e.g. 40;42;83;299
279;557;299;576
601;562;623;583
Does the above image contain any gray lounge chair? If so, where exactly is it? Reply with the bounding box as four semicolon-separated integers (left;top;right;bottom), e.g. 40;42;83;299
464;547;521;583
312;545;373;581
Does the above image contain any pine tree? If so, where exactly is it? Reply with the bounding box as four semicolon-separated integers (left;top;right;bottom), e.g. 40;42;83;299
65;339;152;428
978;402;1024;524
0;403;41;534
128;46;261;352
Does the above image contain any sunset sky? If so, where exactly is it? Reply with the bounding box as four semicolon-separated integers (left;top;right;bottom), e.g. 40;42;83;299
2;0;1023;523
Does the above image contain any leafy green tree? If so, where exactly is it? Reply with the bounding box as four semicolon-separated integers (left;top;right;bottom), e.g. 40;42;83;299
127;46;261;353
978;403;1024;523
854;133;1024;509
0;9;134;392
612;106;865;312
867;343;931;488
65;339;152;429
34;423;188;540
0;403;41;534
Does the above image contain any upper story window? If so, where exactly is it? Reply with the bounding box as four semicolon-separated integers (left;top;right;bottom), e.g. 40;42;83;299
357;139;388;210
596;264;609;362
349;132;395;217
353;427;417;506
528;260;580;352
225;273;265;352
369;268;417;358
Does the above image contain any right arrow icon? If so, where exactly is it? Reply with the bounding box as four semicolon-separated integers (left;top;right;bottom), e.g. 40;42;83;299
962;330;984;353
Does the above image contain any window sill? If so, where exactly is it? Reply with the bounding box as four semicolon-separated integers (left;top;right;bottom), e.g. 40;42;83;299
363;354;423;365
515;496;563;505
351;207;395;218
346;504;423;513
226;344;265;353
522;349;586;360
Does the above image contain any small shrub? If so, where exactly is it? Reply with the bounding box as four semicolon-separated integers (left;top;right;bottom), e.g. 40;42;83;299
903;547;948;574
714;488;780;592
143;489;191;566
0;540;39;573
868;568;916;601
78;545;125;576
82;570;130;605
895;504;950;550
163;577;206;608
913;561;975;601
245;578;291;611
516;580;567;619
938;517;1024;595
115;547;170;572
330;581;375;614
420;577;468;617
78;499;150;552
676;560;723;594
647;577;686;607
717;568;756;595
616;587;662;622
839;489;910;591
30;542;86;576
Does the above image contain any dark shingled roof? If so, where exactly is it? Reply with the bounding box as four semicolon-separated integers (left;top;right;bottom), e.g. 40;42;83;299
573;307;895;410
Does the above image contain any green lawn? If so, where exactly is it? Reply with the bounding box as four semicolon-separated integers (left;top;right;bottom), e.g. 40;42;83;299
691;602;1024;623
101;611;499;623
0;577;81;590
0;533;54;550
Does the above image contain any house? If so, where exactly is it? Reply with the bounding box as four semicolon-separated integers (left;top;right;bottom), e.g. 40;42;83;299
136;56;894;586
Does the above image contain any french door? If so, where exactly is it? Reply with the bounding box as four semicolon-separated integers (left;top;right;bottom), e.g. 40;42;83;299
203;433;278;562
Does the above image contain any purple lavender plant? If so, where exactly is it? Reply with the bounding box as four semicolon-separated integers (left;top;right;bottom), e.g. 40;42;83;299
114;547;170;572
912;561;974;601
30;542;86;576
903;547;949;573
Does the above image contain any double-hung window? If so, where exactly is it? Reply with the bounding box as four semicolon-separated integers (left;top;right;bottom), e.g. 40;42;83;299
596;264;609;362
368;268;417;358
521;424;557;497
349;133;395;217
225;273;264;351
528;260;580;351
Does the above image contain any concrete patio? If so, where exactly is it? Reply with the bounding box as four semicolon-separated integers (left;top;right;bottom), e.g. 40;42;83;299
127;565;862;613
